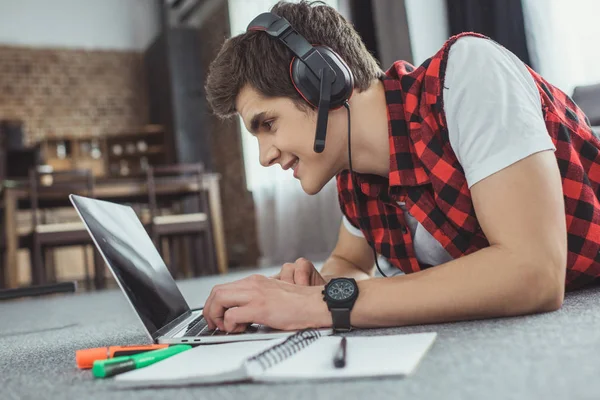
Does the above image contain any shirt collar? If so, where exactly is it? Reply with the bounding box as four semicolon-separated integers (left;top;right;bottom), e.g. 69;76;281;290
353;62;431;199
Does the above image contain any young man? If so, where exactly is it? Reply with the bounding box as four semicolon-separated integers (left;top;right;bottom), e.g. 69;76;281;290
202;1;600;333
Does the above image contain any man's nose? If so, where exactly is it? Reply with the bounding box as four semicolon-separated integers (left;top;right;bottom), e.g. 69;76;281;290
260;145;280;167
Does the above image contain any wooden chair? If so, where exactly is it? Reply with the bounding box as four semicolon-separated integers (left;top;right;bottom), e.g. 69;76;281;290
0;222;32;289
146;163;217;277
28;168;99;288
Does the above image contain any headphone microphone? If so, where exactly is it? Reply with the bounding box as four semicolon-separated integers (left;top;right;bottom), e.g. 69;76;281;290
314;68;332;152
247;11;390;278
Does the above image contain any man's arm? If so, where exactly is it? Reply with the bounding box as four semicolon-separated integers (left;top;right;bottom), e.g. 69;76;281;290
347;150;567;328
202;151;567;332
320;221;375;281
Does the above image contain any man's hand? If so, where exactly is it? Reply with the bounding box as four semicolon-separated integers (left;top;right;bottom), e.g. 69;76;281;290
203;274;330;333
271;257;327;286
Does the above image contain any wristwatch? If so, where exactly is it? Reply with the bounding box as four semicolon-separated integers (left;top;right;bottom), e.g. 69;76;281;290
322;278;359;332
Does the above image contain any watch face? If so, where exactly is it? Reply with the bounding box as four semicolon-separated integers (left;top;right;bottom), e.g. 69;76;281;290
327;279;355;301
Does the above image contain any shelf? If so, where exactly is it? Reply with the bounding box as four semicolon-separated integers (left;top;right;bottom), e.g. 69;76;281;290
38;125;167;177
107;152;163;160
42;125;165;142
107;145;164;158
104;125;165;140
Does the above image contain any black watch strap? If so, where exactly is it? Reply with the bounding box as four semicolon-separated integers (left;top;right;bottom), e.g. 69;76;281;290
330;308;352;332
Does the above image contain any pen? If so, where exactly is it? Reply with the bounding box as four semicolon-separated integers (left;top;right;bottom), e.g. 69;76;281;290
92;344;192;378
76;344;169;369
333;337;347;368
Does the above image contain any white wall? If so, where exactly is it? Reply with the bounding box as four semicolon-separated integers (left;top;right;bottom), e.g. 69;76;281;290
0;0;160;50
405;0;450;65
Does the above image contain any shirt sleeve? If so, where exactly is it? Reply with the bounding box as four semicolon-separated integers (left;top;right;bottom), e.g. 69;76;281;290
443;36;556;188
342;215;364;237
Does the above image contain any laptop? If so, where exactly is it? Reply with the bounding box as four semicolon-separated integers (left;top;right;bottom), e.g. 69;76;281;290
70;194;332;344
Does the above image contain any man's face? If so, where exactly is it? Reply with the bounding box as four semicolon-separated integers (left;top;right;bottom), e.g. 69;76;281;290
236;85;346;195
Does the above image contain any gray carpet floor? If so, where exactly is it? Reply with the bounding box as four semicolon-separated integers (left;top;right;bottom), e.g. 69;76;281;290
2;266;600;400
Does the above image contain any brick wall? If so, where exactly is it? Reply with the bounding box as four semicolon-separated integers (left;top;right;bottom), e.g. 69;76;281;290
0;45;148;142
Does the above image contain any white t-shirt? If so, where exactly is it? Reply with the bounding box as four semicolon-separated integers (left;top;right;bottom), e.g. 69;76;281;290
342;36;556;267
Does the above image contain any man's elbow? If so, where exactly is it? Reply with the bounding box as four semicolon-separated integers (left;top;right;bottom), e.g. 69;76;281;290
523;256;566;314
538;277;565;312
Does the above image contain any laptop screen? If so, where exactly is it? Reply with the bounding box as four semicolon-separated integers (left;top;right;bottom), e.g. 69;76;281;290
70;195;190;336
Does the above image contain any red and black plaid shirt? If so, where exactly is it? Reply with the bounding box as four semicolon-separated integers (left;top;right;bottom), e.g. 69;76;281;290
337;32;600;290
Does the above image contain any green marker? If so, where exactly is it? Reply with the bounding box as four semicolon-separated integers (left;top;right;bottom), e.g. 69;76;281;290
92;344;192;378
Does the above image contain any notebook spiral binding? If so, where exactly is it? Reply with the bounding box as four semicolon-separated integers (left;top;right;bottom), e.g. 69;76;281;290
245;329;323;371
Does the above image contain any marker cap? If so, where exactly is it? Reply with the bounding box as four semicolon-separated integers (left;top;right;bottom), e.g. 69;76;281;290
76;347;108;369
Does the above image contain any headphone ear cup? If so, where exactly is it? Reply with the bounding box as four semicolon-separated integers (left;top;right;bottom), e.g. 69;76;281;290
290;46;354;110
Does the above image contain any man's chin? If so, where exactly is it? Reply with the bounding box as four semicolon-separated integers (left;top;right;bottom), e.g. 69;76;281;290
300;178;326;196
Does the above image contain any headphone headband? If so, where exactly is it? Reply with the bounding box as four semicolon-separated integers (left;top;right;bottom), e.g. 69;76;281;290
247;13;311;55
248;12;334;82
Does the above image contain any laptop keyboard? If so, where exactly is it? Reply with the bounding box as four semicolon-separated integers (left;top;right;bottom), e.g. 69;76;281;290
184;315;213;336
182;314;262;337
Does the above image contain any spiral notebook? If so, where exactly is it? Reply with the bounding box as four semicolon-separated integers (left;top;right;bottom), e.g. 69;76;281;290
115;330;437;386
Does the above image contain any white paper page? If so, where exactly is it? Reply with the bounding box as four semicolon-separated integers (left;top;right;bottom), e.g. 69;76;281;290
116;339;282;382
260;332;437;381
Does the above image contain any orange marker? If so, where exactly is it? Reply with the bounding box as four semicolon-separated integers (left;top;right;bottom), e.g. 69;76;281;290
76;344;169;369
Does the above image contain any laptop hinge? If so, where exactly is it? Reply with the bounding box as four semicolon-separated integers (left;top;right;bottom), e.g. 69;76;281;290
152;310;196;341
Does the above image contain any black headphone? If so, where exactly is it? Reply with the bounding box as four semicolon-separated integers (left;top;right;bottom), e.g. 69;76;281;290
246;12;354;153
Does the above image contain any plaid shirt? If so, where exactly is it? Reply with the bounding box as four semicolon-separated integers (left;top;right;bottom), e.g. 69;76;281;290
337;32;600;290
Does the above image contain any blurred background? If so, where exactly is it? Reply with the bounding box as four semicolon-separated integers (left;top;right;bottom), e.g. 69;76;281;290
0;0;598;294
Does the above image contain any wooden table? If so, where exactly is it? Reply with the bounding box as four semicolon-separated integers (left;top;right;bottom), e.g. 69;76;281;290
2;173;228;288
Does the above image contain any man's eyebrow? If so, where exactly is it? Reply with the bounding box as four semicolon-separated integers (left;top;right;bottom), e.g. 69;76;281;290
249;112;267;135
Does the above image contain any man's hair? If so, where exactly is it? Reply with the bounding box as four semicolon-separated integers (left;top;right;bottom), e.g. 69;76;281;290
205;1;383;119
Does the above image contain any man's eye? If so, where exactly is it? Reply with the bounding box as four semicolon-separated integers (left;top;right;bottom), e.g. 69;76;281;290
263;120;274;130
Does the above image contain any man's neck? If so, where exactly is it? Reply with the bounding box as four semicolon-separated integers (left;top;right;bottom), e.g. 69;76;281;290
343;79;391;178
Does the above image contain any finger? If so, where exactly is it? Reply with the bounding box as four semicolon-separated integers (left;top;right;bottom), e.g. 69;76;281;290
223;306;258;333
204;284;232;330
206;288;245;331
204;280;254;329
205;289;253;331
279;263;296;284
270;272;281;279
293;267;310;286
294;258;315;286
203;288;218;330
